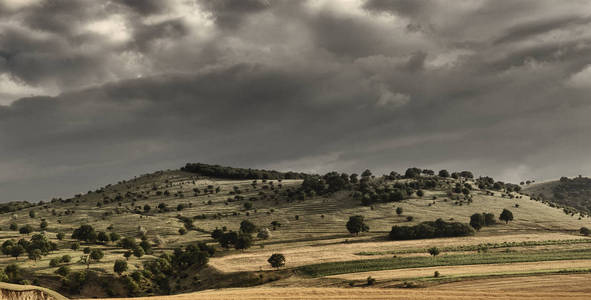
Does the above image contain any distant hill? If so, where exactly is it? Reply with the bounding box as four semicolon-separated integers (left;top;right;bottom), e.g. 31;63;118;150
523;176;591;215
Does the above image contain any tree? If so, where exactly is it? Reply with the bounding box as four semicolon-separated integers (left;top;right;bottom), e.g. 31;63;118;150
113;259;128;276
470;213;485;231
97;231;110;244
71;225;97;243
428;247;440;256
257;228;271;240
240;220;257;234
71;242;80;251
499;209;514;224
405;168;422;178
9;223;17;231
346;215;369;235
361;169;372;177
109;232;120;242
29;210;36;218
483;213;496;226
19;225;33;235
267;253;286;268
211;228;224;240
143;204;151;212
178;228;187;235
243;202;253;210
28;249;42;261
396;207;403;216
1;240;14;256
416;190;424;197
55;266;70;277
10;245;24;260
438;170;450;178
580;227;591;236
235;234;252;251
124;250;132;260
40;220;48;230
132;246;144;258
56;233;65;240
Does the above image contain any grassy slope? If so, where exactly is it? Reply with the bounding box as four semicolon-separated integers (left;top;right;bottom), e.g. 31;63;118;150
1;170;591;297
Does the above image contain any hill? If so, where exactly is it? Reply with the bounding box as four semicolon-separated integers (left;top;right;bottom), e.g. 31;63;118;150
523;176;591;216
0;164;589;298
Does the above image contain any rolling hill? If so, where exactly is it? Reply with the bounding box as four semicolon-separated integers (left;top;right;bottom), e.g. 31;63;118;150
0;163;589;299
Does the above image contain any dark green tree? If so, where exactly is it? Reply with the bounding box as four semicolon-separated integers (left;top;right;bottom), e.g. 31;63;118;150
346;215;369;235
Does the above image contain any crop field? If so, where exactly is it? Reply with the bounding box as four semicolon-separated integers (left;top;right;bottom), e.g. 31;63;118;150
85;286;591;300
209;232;586;272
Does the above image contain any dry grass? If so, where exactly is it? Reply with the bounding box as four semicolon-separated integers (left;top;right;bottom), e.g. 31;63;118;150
209;232;583;272
83;286;591;300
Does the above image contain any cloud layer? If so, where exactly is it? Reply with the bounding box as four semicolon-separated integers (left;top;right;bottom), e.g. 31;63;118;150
1;0;591;201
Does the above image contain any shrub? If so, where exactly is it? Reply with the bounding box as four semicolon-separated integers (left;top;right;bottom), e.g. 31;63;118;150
257;228;271;240
56;233;65;240
434;271;440;277
580;227;591;236
367;276;376;285
240;220;257;234
267;253;286;268
55;266;70;277
114;259;128;275
396;207;403;215
470;213;485;231
428;247;440;256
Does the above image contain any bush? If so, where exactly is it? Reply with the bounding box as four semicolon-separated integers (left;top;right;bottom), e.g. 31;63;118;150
367;276;376;285
19;225;33;234
55;266;70;277
267;253;286;268
114;259;128;275
389;219;474;240
240;220;257;234
434;271;440;277
56;232;65;240
580;227;591;236
428;247;440;256
257;228;271;240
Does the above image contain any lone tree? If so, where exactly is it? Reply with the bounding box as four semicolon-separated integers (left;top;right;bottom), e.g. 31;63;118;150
113;259;128;276
499;209;514;224
346;215;369;235
267;253;286;269
470;213;485;231
428;246;440;256
396;207;403;216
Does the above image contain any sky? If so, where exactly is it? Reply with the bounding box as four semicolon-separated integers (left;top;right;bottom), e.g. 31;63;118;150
1;0;591;202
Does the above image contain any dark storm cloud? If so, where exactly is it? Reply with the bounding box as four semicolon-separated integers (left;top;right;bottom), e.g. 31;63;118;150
1;0;591;202
198;0;272;28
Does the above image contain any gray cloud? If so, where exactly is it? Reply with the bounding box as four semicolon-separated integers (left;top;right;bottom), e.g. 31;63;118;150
1;0;591;201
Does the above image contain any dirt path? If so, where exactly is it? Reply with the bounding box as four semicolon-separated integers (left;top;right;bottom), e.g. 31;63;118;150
84;287;590;299
326;259;591;280
209;233;582;272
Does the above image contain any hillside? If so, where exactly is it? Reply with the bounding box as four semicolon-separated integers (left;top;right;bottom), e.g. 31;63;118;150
0;164;589;298
523;176;591;215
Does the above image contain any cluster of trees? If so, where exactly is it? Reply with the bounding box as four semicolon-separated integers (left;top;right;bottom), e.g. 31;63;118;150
1;234;58;261
475;177;521;192
549;176;591;213
469;213;496;230
389;219;474;240
141;242;214;294
181;163;308;180
211;220;257;250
